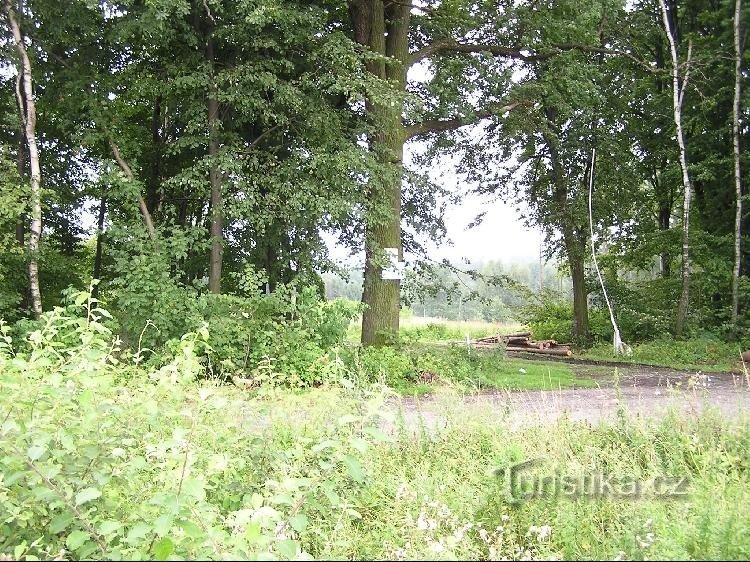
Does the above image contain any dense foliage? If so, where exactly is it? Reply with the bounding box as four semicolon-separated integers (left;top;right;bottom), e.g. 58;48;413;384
0;0;747;348
1;305;749;559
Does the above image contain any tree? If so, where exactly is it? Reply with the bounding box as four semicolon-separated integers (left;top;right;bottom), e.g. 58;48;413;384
659;0;693;336
732;0;743;330
4;0;42;319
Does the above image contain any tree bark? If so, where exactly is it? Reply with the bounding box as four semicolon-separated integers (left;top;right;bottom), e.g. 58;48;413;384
659;0;693;336
206;32;223;295
352;0;409;346
91;197;106;300
6;0;42;319
731;0;743;329
15;131;25;247
109;139;156;239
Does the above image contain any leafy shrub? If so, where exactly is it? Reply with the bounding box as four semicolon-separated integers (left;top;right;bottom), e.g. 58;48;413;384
356;346;415;386
522;299;573;342
190;288;361;385
0;298;392;560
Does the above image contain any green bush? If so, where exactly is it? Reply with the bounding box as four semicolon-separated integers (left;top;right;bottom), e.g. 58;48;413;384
2;298;749;560
522;299;573;342
0;298;390;560
190;288;360;385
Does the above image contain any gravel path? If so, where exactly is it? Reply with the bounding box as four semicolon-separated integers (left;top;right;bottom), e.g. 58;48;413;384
391;366;750;431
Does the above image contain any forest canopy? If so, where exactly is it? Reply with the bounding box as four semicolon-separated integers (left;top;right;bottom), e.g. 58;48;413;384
0;0;748;349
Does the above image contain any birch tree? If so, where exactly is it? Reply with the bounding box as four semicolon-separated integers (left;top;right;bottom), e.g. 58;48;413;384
4;0;42;319
731;0;743;330
658;0;693;336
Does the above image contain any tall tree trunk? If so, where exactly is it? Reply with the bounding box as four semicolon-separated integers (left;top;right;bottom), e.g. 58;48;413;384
542;113;590;342
206;32;223;295
352;0;409;346
564;232;590;341
658;198;672;277
6;0;42;319
15;132;25;246
92;197;106;301
109;139;156;239
659;0;693;336
731;0;743;329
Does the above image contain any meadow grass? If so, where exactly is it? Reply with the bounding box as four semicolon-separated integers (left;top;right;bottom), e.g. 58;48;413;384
232;387;750;560
385;345;597;396
3;339;748;560
582;336;748;372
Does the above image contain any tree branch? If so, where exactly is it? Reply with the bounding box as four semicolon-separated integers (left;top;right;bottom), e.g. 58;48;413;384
405;100;528;140
108;138;156;240
409;39;661;74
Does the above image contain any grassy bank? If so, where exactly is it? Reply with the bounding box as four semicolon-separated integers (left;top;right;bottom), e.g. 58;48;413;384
582;336;748;372
2;361;748;560
355;345;596;396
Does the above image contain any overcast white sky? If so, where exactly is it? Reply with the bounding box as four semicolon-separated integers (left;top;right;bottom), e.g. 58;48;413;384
326;141;543;268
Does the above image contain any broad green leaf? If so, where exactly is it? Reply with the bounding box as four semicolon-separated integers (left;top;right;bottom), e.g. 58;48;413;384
245;521;262;544
27;445;44;461
49;512;75;534
65;530;90;551
342;454;365;483
277;539;299;559
98;520;122;535
153;537;174;560
288;514;308;533
75;487;102;506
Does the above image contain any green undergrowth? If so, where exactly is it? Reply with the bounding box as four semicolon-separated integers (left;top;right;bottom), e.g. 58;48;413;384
582;336;748;372
2;292;749;560
352;344;596;396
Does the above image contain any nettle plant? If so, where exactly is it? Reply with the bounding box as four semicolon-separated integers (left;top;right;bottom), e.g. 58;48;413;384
0;289;393;560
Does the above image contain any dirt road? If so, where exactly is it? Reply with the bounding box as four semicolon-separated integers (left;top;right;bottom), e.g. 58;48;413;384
393;366;750;431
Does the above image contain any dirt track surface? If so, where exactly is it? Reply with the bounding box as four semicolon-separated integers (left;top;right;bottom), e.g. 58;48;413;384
392;366;750;431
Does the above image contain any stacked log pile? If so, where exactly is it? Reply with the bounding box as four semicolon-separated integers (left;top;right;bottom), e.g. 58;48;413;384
473;332;573;357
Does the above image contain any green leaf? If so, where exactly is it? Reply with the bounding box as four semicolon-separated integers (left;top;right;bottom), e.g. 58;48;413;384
311;439;338;453
49;512;75;534
278;539;299;559
350;437;369;453
342;454;365;483
65;530;90;551
126;522;151;543
98;520;122;535
178;519;203;538
153;537;174;560
153;514;173;537
364;427;393;442
27;445;45;461
75;487;102;506
288;514;308;533
245;521;262;544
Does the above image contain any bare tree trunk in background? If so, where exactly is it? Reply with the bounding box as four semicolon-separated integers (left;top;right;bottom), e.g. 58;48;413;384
15;132;25;246
6;0;42;319
659;0;693;337
732;0;743;330
206;32;223;295
91;197;106;301
109;139;156;239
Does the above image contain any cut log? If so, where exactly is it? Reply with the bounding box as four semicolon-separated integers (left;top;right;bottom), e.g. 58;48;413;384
506;346;573;357
506;337;530;346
